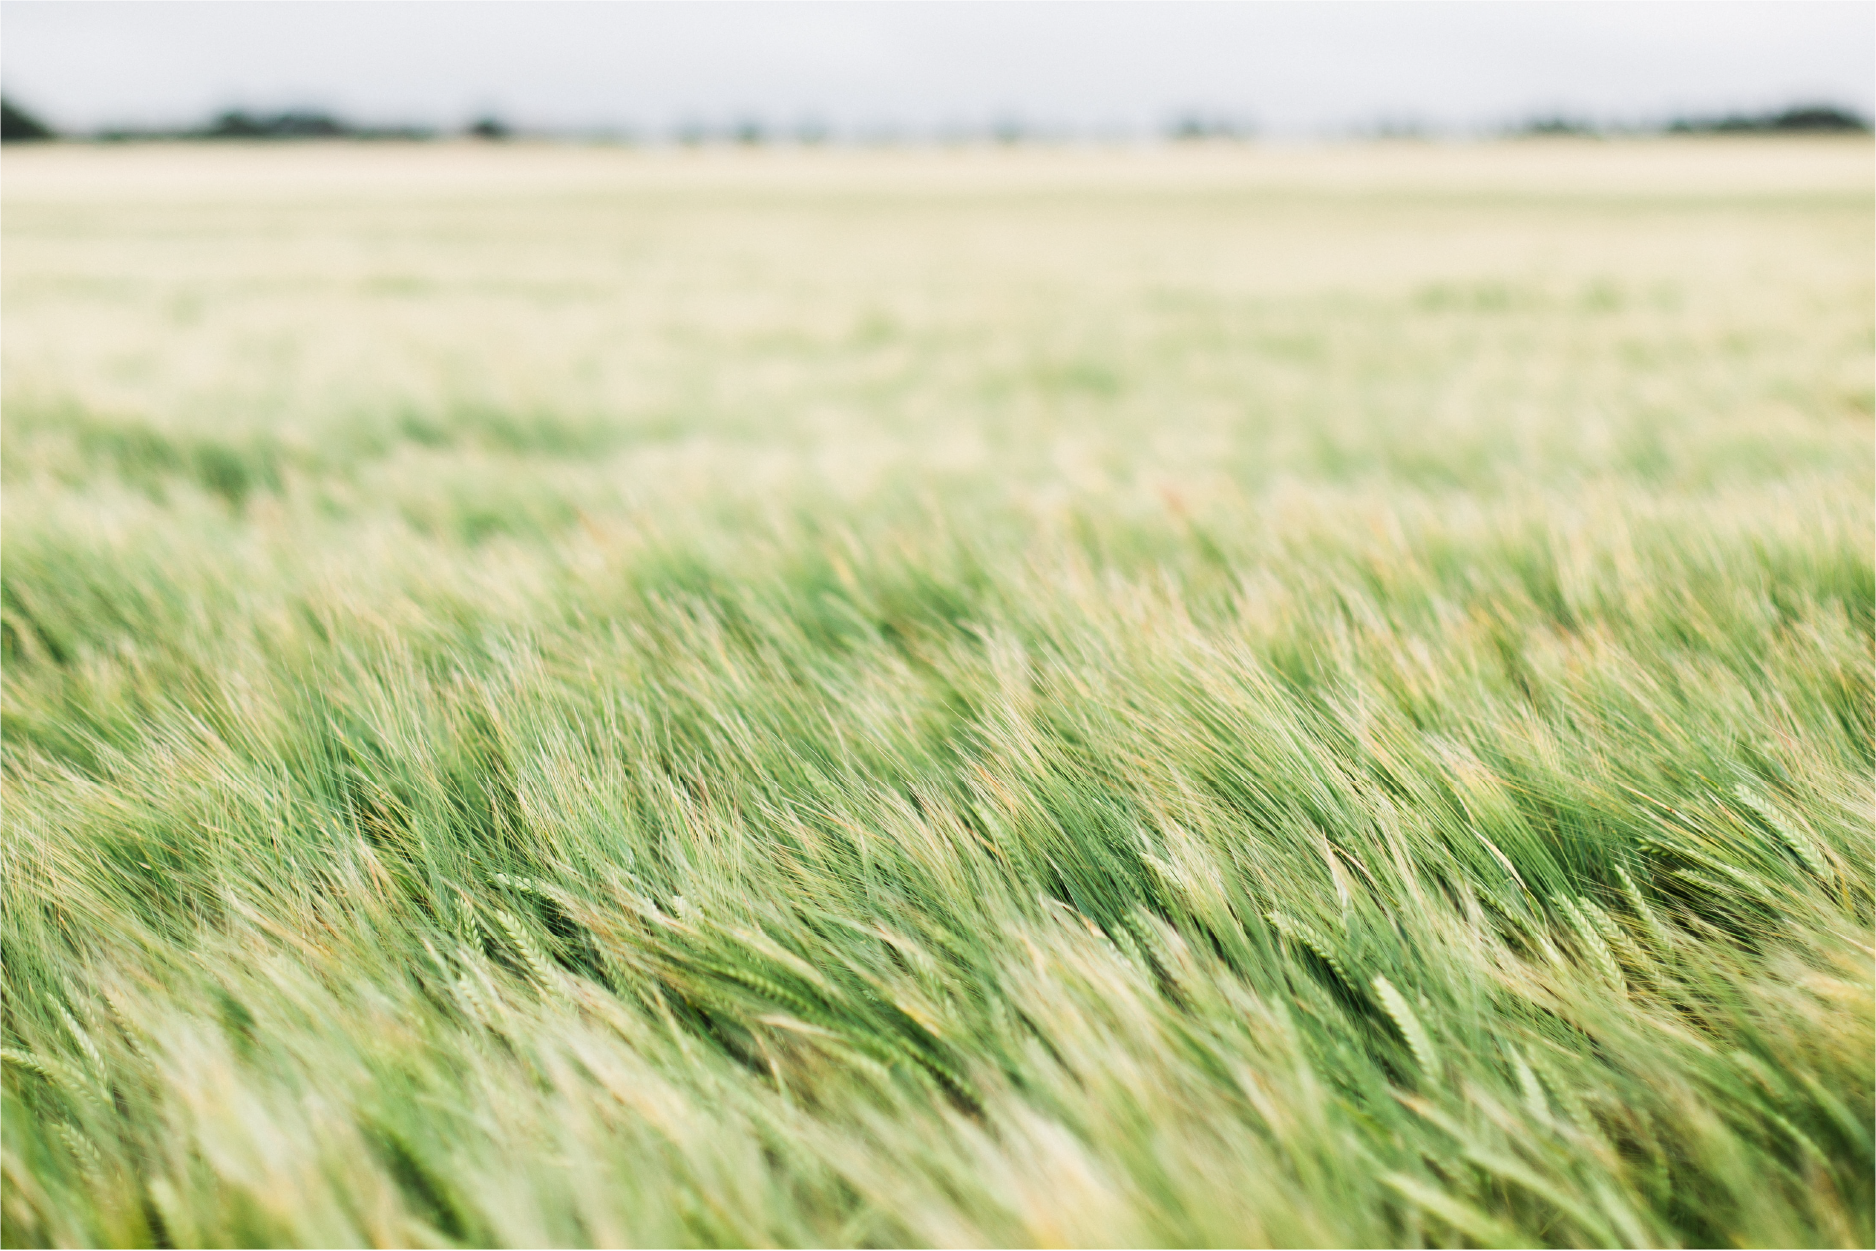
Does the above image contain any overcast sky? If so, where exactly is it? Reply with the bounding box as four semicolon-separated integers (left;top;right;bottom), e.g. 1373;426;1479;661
3;1;1871;138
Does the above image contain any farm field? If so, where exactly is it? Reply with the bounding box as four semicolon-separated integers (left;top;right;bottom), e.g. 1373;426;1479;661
2;138;1872;1248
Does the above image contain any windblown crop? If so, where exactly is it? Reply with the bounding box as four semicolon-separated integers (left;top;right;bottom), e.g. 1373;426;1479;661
3;140;1871;1248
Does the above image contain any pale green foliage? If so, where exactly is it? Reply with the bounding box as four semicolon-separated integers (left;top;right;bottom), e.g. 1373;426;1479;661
2;141;1872;1247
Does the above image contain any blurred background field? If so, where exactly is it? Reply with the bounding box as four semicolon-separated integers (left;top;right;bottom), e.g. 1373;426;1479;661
5;139;1869;525
2;138;1872;1247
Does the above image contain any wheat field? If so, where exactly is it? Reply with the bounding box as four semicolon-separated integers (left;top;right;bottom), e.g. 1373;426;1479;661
2;138;1871;1248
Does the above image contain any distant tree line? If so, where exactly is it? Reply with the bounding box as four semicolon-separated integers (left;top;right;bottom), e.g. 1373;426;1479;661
0;96;511;144
1514;104;1870;138
187;108;430;141
1;93;1869;146
1662;104;1870;134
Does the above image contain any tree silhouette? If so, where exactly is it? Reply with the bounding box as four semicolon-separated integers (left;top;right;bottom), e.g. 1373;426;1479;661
1;96;55;143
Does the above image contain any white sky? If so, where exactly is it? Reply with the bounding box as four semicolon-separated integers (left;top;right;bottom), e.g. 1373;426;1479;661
3;1;1871;137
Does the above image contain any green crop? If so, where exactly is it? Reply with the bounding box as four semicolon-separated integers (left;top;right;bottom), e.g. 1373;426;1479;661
3;139;1871;1247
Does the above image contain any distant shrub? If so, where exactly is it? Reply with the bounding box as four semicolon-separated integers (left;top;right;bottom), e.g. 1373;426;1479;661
1516;115;1598;137
1168;113;1252;141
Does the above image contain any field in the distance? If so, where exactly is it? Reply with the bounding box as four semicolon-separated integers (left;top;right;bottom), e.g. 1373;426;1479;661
2;139;1871;1248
